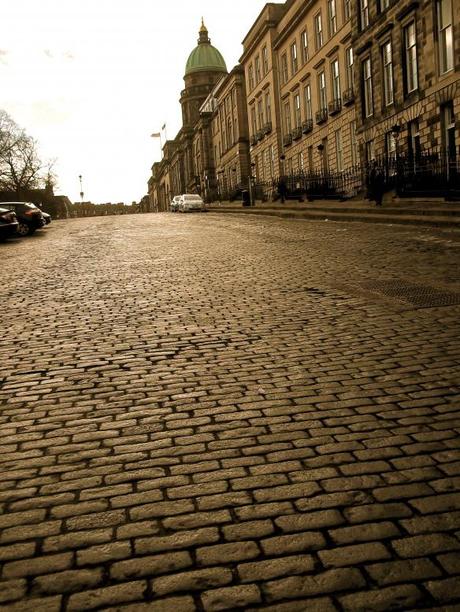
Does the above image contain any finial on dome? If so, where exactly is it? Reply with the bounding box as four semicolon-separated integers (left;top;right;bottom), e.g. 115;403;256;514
198;18;210;44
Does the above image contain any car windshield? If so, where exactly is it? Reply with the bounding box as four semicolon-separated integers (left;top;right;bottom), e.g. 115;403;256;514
183;195;201;201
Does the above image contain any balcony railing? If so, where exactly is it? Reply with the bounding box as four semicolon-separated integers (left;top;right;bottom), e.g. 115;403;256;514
256;129;264;142
343;88;355;105
292;126;302;140
315;108;328;124
263;121;272;135
302;119;313;134
283;133;293;146
250;135;258;146
328;98;342;115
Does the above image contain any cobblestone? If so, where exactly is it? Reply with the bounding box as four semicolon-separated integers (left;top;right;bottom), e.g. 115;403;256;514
1;214;459;609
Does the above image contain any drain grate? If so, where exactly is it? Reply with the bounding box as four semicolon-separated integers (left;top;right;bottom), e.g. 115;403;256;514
361;279;460;308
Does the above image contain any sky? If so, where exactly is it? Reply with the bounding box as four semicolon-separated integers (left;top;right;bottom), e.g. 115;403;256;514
1;0;267;204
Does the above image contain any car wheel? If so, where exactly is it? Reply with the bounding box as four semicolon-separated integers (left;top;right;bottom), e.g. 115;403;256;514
16;222;32;237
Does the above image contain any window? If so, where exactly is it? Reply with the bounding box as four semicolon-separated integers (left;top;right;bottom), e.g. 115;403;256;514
382;41;394;106
343;0;351;21
331;59;341;100
379;0;390;11
304;83;312;120
255;55;261;83
257;99;264;130
362;57;373;117
281;53;289;84
360;0;369;29
265;92;271;123
315;13;323;50
248;64;254;90
365;139;375;163
437;0;453;74
441;101;456;158
298;151;304;172
345;47;354;90
308;145;314;171
301;30;309;63
328;0;337;36
403;23;418;95
262;46;269;75
335;129;343;171
318;70;327;109
408;119;421;158
251;107;257;136
350;120;358;165
385;131;397;157
291;41;298;75
294;93;301;128
269;145;275;176
284;101;292;134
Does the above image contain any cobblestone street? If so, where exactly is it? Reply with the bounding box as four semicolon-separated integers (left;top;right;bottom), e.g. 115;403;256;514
1;213;460;611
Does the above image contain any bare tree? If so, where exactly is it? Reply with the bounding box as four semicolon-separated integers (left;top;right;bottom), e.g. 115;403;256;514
0;109;49;198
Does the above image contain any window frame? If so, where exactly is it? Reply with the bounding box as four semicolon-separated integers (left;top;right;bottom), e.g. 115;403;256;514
290;41;298;75
328;0;337;36
331;58;341;101
362;56;373;118
315;12;323;50
281;52;289;84
301;30;309;64
382;40;394;106
404;21;418;94
318;70;327;110
304;83;313;121
436;0;454;75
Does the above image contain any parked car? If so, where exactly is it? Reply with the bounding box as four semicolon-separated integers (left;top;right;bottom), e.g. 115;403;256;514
179;194;204;212
170;196;181;212
41;211;51;225
0;202;44;236
0;207;19;241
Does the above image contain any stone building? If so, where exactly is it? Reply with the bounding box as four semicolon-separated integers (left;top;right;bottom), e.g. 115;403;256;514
352;0;459;167
211;65;251;200
240;3;286;184
274;0;357;181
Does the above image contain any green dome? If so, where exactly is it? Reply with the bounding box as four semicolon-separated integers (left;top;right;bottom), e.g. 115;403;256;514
185;21;227;76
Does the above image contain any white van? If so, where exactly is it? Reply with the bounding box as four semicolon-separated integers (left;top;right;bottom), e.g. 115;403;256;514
179;194;204;212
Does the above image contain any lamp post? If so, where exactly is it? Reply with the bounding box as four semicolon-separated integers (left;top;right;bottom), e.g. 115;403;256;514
78;174;84;202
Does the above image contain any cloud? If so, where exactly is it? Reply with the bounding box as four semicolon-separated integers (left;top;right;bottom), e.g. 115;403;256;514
0;49;8;64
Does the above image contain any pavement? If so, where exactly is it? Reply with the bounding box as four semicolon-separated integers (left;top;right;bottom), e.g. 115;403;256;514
1;213;460;611
207;197;460;229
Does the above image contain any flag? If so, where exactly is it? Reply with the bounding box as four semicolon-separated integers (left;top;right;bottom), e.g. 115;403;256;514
150;132;161;137
161;123;166;130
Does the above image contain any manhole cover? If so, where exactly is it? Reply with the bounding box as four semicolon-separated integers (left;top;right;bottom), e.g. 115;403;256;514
361;280;460;308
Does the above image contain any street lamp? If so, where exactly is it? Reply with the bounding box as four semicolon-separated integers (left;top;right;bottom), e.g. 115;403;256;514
78;174;84;202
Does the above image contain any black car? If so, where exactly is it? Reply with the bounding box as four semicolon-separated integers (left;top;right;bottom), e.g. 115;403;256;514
0;207;18;241
1;202;44;236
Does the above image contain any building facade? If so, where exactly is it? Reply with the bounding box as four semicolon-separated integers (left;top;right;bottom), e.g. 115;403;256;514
211;65;250;200
147;2;459;206
353;0;459;191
